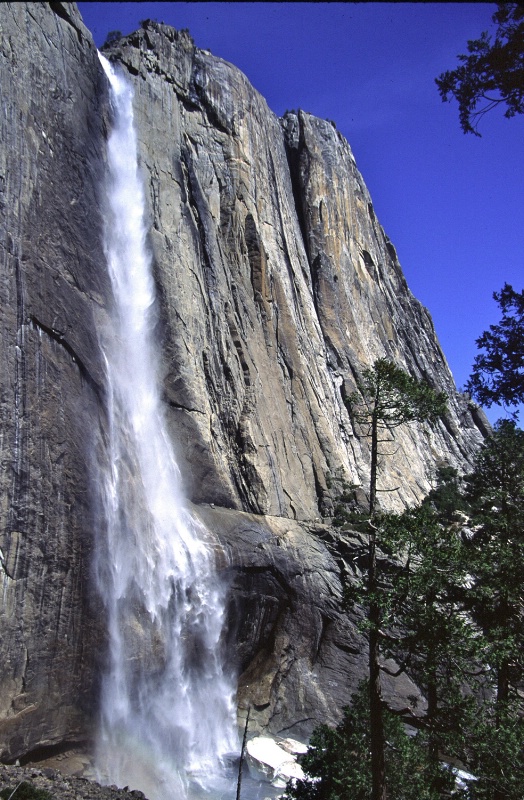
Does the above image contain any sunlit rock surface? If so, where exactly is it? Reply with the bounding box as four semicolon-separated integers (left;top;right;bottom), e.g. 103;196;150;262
106;21;486;520
0;3;487;760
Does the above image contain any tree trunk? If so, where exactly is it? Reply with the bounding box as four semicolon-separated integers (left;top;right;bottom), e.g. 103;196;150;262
236;706;251;800
426;664;441;794
427;675;438;768
368;409;387;800
496;659;509;724
493;659;510;800
369;549;387;800
369;409;379;517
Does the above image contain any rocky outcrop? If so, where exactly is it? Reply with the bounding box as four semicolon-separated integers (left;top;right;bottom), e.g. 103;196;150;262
0;762;147;800
0;4;486;761
198;505;425;738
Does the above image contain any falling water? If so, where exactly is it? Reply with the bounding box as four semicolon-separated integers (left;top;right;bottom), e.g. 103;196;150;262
95;54;238;800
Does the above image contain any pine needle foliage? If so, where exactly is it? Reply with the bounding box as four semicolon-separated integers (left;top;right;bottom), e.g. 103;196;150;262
466;284;524;416
284;683;457;800
436;3;524;135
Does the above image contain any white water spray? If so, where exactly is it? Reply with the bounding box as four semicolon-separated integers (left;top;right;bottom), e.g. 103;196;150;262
95;54;238;800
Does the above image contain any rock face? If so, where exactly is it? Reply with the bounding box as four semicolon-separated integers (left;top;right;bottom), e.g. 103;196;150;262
0;4;487;761
0;2;111;760
198;505;425;741
105;21;486;520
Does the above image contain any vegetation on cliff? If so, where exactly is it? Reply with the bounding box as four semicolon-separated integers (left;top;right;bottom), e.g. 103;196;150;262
286;315;524;798
287;421;524;798
345;361;447;800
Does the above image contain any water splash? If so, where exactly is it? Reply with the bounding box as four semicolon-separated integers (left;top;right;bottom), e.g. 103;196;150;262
95;54;238;800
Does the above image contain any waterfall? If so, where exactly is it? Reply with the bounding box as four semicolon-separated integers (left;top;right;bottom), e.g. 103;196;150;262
94;54;238;800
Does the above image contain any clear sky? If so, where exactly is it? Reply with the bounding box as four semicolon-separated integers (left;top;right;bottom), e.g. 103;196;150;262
77;2;523;424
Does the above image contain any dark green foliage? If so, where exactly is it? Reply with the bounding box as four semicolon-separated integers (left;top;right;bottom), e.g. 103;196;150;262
347;358;447;516
466;705;524;800
284;684;456;800
344;360;448;800
423;465;466;523
332;503;352;528
331;480;363;528
326;347;524;798
467;284;524;415
436;3;524;135
380;506;482;768
464;419;524;706
466;418;524;521
101;30;123;49
445;418;524;799
332;502;368;530
348;359;448;441
382;430;524;796
0;782;53;800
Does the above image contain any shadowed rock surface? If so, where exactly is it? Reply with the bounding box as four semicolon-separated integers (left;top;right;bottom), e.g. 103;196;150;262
0;3;487;761
0;1;110;761
198;505;425;739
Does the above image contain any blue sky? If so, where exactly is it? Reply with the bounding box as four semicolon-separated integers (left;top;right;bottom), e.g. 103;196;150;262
77;2;523;424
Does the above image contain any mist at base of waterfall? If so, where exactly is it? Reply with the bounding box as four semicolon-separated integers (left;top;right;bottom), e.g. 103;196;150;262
95;739;283;800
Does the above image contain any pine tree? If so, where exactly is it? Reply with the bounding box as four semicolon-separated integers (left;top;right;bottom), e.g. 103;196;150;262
345;360;447;800
467;284;524;416
436;3;524;136
284;683;456;800
380;506;481;783
462;419;524;800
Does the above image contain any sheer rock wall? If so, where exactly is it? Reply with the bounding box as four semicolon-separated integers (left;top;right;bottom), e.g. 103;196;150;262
107;22;485;521
0;4;486;759
0;2;110;760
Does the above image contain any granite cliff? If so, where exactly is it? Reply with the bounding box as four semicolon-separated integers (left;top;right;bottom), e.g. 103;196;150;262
0;3;487;762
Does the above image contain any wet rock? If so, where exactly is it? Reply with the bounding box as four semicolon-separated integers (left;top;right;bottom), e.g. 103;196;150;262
199;505;426;738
